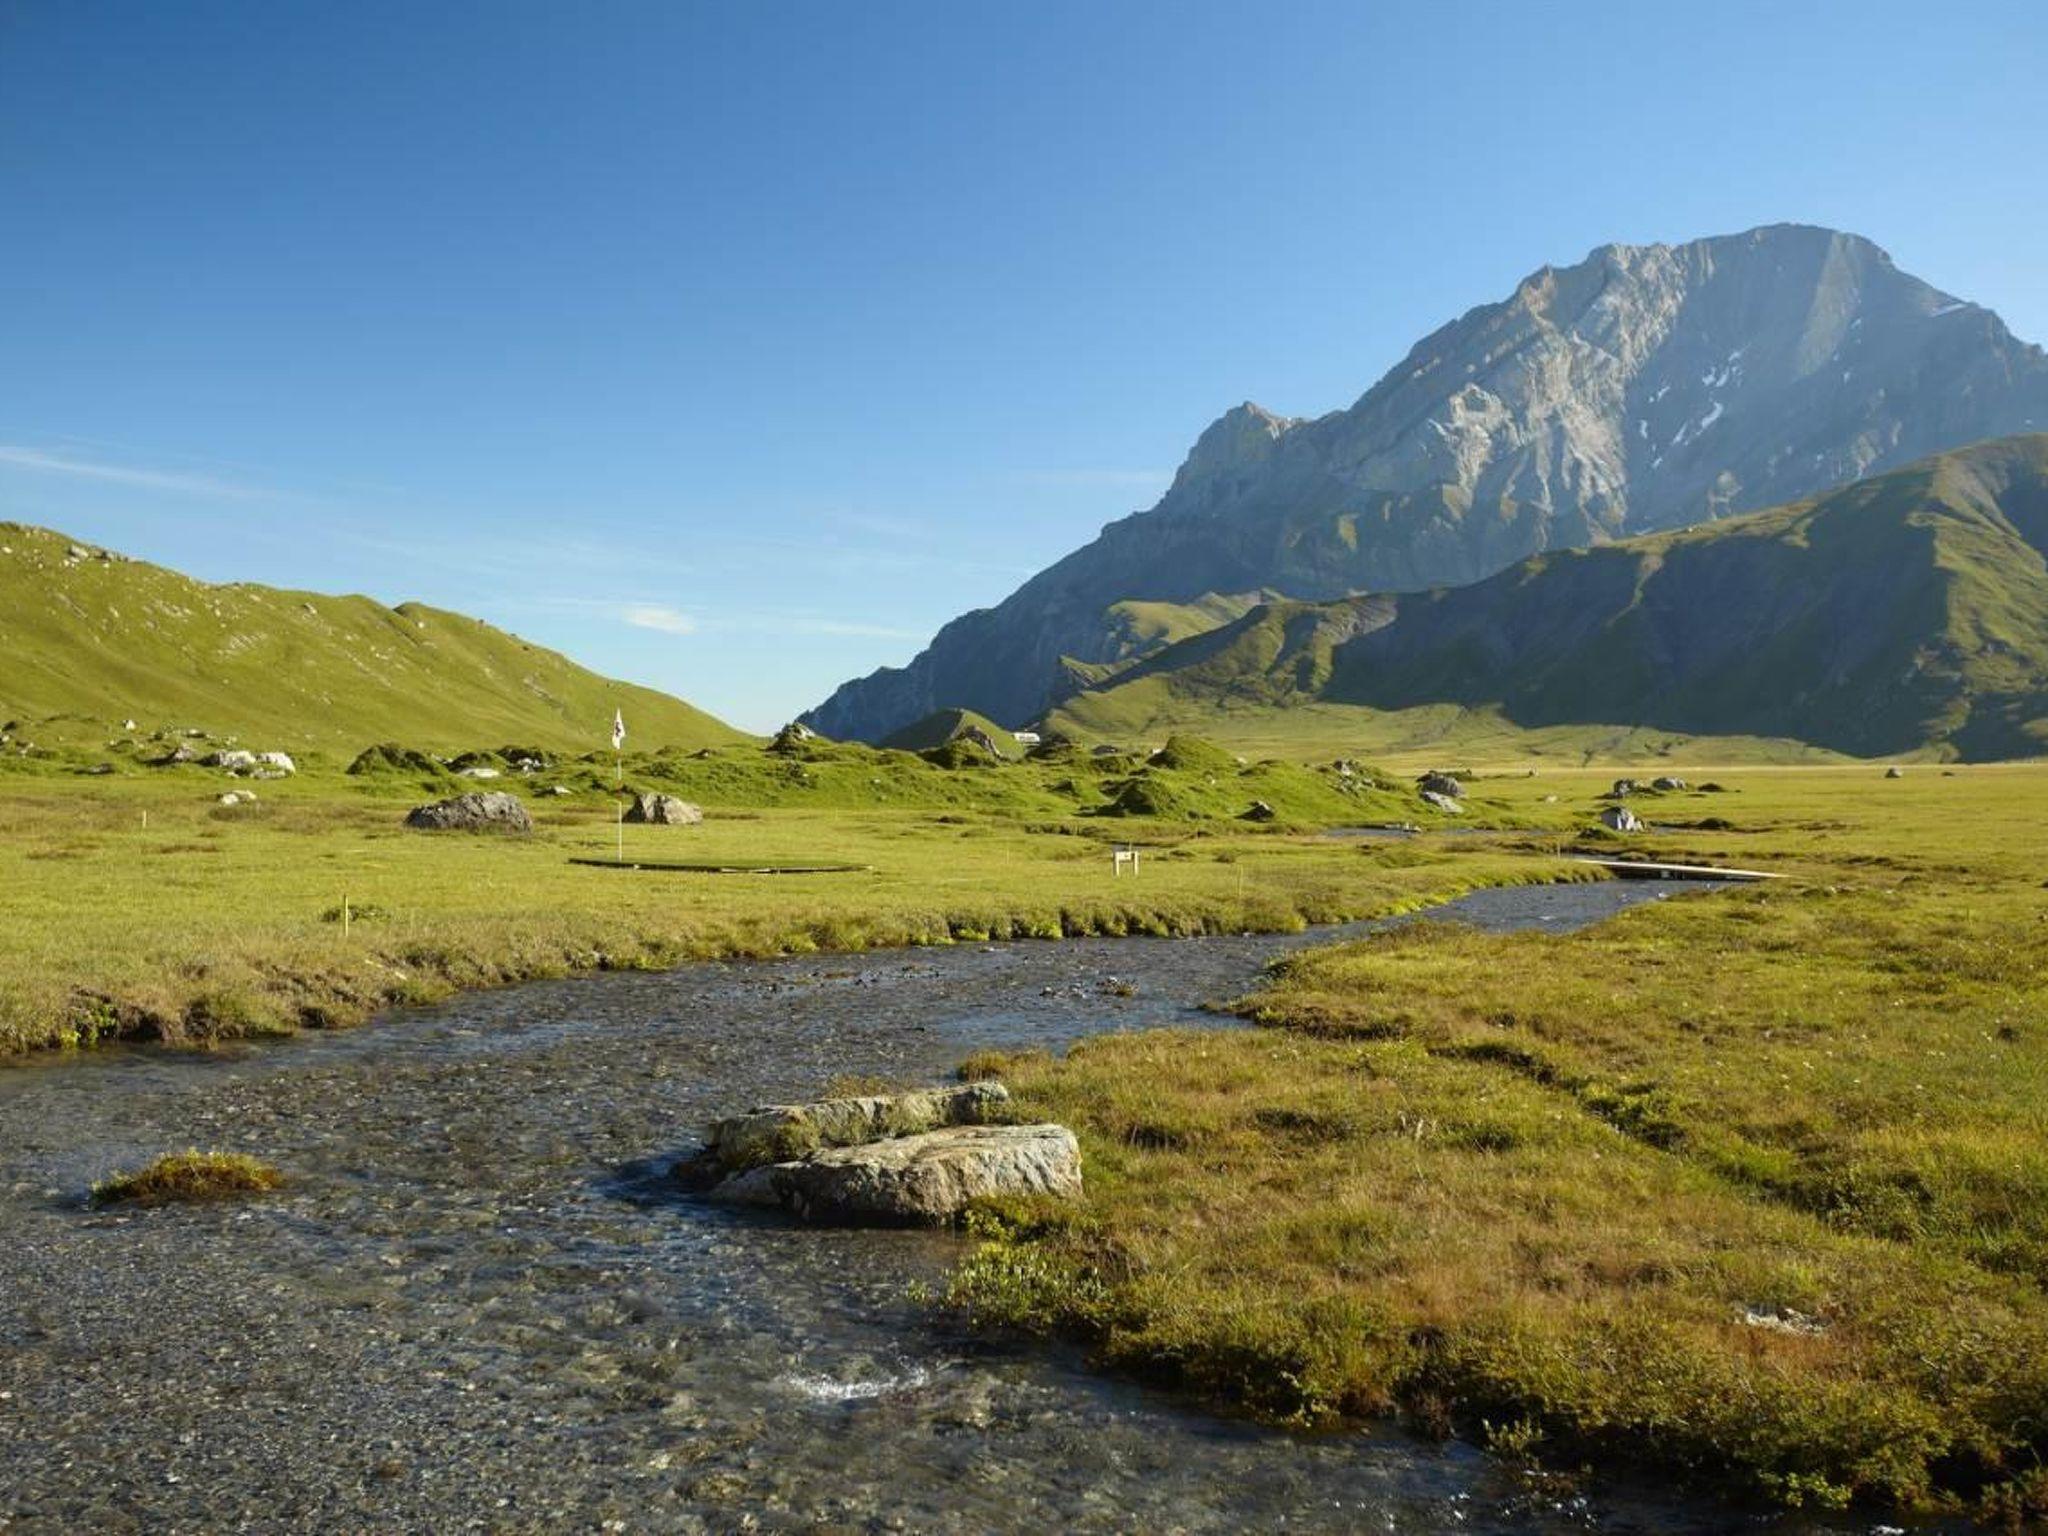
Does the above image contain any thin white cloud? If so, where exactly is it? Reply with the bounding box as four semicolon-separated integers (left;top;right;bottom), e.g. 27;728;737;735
0;445;264;501
621;603;698;635
582;598;924;643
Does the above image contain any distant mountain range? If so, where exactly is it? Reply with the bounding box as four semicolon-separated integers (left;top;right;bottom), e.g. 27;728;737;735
0;523;744;753
807;224;2048;745
1046;436;2048;762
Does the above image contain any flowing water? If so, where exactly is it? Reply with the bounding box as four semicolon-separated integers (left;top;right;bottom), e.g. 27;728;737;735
0;883;1893;1533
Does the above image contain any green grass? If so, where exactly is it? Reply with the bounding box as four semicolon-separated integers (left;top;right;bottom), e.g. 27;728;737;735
1047;694;1848;772
91;1150;285;1206
0;732;1534;1054
15;701;2048;1519
0;520;746;754
943;760;2048;1520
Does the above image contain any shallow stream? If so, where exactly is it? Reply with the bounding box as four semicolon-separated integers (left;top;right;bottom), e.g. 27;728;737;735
0;881;1893;1532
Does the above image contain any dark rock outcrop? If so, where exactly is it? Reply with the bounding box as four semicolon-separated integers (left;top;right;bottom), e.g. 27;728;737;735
403;791;533;834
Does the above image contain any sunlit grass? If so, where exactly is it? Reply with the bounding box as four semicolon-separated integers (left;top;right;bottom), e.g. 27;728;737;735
948;760;2048;1519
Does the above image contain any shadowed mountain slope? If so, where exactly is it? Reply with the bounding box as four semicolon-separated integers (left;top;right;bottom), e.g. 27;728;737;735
1046;436;2048;761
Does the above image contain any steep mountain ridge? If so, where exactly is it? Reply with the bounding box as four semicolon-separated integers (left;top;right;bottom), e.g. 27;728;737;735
809;224;2048;740
1048;437;2048;761
0;523;746;753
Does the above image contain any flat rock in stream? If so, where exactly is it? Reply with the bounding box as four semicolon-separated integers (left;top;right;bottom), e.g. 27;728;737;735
707;1081;1010;1170
722;1124;1083;1226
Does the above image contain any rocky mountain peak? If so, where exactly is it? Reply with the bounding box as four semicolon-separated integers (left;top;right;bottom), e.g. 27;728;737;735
807;225;2048;742
1171;402;1301;491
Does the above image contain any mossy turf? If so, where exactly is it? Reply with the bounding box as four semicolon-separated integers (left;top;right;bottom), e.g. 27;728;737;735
945;761;2048;1520
0;732;1532;1054
91;1151;284;1206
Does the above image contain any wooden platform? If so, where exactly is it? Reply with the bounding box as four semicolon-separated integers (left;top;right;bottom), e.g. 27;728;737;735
1573;857;1780;883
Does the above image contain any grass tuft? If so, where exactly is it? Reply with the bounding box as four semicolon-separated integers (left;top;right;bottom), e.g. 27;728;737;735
91;1150;285;1206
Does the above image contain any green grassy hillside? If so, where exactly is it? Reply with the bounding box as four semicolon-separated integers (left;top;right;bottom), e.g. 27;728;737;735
0;523;747;753
1047;436;2048;762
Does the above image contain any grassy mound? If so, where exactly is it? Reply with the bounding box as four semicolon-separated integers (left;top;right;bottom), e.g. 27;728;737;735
346;742;450;780
92;1151;285;1206
879;707;1022;759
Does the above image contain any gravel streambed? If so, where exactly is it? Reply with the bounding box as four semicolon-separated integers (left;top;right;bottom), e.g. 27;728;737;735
2;880;1872;1534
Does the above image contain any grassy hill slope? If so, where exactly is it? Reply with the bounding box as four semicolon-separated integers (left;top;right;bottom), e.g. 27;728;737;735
1048;437;2048;762
876;707;1023;758
0;523;746;753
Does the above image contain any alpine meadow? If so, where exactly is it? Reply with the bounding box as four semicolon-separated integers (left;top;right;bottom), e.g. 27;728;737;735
6;8;2048;1533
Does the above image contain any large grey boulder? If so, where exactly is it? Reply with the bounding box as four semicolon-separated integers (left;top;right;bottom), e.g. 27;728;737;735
624;792;703;826
1417;771;1465;799
707;1082;1010;1171
685;1081;1082;1225
404;791;533;834
772;1125;1082;1226
203;749;259;772
1420;789;1463;814
1601;805;1644;833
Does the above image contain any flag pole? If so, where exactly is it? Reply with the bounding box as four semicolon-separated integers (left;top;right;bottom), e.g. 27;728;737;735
612;706;626;864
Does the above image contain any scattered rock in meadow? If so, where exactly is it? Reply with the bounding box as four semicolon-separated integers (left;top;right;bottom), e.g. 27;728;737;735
1241;800;1276;822
203;749;259;772
256;752;296;775
1741;1304;1827;1337
624;792;703;826
217;790;258;807
456;765;501;779
1420;789;1464;814
1610;777;1640;798
1651;776;1687;791
1417;770;1464;798
403;791;533;834
1601;805;1644;833
1886;766;1905;779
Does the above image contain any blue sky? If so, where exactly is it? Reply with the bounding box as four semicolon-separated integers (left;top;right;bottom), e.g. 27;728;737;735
3;1;2044;733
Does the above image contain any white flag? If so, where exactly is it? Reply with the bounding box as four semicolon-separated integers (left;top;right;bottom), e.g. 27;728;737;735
611;709;626;751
